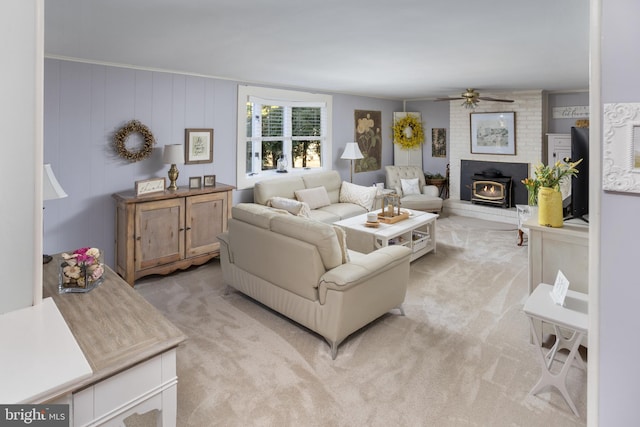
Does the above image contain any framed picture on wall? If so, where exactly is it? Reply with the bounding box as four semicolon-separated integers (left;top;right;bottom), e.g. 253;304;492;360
603;103;640;194
354;110;382;172
185;128;214;164
470;112;516;155
432;128;447;158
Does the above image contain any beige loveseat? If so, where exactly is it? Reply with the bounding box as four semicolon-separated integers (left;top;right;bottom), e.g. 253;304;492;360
218;203;411;359
253;170;377;223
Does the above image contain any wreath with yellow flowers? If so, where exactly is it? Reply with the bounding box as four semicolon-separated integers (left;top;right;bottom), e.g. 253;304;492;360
393;114;425;149
113;120;156;162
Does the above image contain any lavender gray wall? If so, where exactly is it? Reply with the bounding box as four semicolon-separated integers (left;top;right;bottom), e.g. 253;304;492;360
43;58;402;267
405;100;451;177
599;0;640;423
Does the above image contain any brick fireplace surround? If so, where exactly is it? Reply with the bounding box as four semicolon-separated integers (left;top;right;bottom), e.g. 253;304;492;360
443;90;544;223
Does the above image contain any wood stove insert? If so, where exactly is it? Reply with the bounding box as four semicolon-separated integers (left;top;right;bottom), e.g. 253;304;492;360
471;168;512;208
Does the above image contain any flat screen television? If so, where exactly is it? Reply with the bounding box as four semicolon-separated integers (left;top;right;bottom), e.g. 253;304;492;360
570;127;589;221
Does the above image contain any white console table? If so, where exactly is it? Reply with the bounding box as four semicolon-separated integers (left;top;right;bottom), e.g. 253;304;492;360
525;218;589;346
525;218;589;295
40;255;186;426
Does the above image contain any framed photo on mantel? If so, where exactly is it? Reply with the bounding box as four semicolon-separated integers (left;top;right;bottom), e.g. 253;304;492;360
470;112;516;155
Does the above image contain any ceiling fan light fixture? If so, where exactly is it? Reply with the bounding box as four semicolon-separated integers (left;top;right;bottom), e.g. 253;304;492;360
463;98;478;109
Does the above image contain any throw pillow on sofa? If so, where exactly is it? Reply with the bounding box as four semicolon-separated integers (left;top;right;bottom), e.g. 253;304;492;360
267;196;311;217
295;186;331;210
339;181;378;211
401;178;421;196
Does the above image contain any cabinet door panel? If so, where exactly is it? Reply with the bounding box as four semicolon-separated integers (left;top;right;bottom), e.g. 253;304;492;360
185;193;226;257
136;199;185;270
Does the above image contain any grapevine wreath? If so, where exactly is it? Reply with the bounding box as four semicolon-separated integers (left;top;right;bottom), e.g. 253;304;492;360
392;114;425;149
113;120;156;162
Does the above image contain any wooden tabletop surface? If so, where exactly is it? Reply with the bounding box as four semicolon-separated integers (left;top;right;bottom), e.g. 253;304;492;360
43;254;186;392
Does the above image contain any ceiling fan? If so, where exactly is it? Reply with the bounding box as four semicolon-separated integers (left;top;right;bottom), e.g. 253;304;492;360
435;88;514;109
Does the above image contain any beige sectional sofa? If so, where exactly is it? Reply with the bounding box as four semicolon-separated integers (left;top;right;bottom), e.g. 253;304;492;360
253;170;376;223
218;203;411;359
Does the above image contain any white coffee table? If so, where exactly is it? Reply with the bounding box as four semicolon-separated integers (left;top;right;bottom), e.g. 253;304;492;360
334;209;438;261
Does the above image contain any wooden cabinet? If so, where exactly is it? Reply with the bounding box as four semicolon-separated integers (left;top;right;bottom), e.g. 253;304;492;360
113;184;234;286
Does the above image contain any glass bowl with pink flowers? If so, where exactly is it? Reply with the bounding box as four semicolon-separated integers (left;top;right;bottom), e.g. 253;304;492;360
58;247;105;293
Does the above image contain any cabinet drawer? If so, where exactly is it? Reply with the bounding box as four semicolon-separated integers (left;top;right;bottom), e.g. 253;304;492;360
552;138;571;149
548;134;571;148
74;350;177;425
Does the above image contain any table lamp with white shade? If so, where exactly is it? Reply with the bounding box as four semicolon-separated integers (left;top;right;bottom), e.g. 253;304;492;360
340;142;364;183
43;164;68;264
163;144;185;190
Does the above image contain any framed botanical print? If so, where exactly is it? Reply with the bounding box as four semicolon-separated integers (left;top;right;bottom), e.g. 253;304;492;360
354;110;382;172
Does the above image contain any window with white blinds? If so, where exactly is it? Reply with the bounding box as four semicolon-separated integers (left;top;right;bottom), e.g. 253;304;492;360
237;86;332;189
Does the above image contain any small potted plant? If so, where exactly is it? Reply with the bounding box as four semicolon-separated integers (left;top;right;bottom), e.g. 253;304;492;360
425;172;446;186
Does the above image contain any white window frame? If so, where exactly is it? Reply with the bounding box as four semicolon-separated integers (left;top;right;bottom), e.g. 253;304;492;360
236;85;332;190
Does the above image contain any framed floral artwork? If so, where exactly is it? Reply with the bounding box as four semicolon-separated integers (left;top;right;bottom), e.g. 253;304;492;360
354;110;382;172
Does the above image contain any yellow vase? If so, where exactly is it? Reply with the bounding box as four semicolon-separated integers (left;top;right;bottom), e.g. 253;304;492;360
537;187;563;227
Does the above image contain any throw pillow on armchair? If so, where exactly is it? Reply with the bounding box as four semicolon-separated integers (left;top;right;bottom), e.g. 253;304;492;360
400;178;421;195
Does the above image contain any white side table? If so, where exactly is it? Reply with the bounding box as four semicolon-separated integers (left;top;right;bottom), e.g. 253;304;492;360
523;283;588;417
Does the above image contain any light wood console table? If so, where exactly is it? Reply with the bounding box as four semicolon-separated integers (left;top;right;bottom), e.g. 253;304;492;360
42;255;186;425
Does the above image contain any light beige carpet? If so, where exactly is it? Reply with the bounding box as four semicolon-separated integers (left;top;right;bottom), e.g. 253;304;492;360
135;214;587;426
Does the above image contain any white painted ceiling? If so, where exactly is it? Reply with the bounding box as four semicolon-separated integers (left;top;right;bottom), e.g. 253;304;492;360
44;0;590;100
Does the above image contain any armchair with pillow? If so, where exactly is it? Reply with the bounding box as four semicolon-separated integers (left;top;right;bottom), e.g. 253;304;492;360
385;165;443;213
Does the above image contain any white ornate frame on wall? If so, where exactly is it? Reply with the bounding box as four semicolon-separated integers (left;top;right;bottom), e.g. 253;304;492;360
603;103;640;193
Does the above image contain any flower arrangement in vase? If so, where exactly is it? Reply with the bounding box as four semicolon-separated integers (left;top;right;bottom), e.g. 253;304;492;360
522;157;583;205
522;158;583;227
521;177;540;206
59;247;105;293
